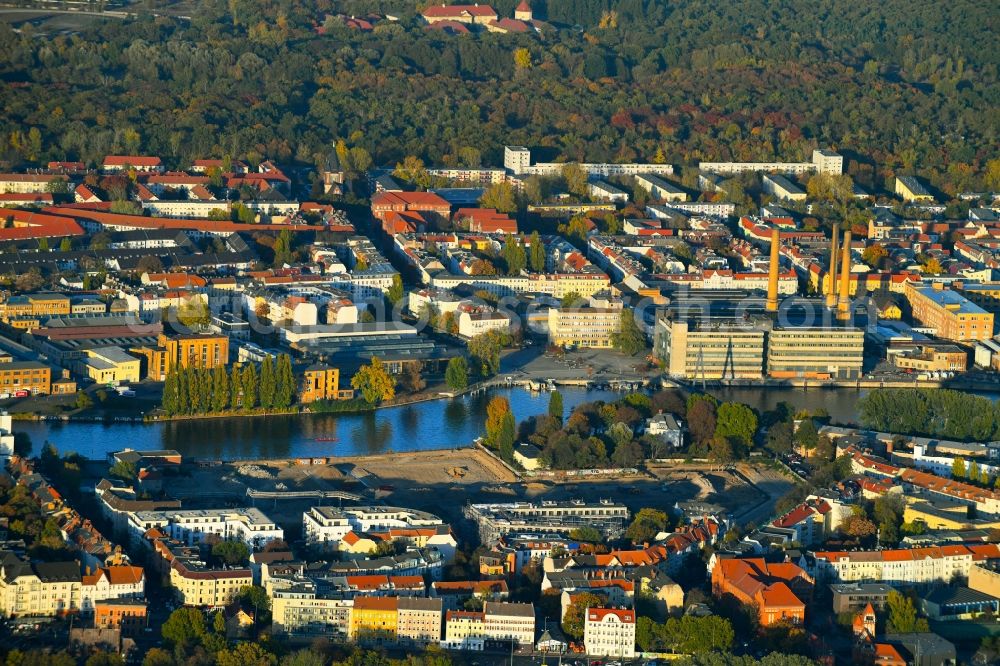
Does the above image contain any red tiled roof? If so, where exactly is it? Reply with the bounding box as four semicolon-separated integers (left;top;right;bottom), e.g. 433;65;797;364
423;4;497;18
103;155;162;167
353;596;398;610
42;204;316;234
586;608;634;623
0;208;85;240
0;192;52;203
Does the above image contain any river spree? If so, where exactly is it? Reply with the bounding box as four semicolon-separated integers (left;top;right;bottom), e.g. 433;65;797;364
16;387;624;461
18;384;995;461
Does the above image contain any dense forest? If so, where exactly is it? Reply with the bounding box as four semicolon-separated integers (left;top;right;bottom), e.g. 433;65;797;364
0;0;997;195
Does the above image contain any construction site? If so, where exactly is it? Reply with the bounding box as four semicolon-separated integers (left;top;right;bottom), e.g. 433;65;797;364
104;447;794;544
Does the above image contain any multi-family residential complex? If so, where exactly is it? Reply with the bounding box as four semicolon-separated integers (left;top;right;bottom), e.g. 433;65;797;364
547;306;622;349
805;544;1000;586
699;149;843;176
302;506;449;552
904;282;994;342
465;501;629;543
128;508;283;548
584;607;637;658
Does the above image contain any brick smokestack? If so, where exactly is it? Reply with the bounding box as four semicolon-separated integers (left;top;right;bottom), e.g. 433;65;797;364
837;229;853;320
767;227;780;313
825;222;840;309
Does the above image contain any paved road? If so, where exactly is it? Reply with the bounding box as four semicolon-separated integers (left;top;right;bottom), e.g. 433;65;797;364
500;347;657;382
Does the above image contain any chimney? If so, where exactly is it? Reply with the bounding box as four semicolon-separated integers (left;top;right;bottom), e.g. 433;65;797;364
766;227;780;312
837;230;853;320
825;223;840;309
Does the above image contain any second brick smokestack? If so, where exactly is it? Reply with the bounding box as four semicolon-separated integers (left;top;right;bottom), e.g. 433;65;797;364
767;227;780;313
825;222;840;309
837;229;853;320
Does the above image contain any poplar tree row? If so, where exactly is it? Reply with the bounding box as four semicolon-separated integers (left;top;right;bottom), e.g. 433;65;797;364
161;354;296;416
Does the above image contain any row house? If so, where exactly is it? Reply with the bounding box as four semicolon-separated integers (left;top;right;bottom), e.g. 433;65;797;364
805;544;1000;587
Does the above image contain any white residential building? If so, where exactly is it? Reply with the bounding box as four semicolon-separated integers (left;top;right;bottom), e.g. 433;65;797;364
807;544;1000;586
482;601;535;646
128;508;283;548
634;174;688;202
584;607;636;658
458;310;512;339
303;506;447;550
80;566;145;614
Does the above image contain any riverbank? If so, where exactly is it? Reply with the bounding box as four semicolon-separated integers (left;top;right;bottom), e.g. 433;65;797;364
673;376;1000;391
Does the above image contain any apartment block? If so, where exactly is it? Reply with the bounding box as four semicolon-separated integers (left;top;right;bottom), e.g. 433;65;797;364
397;597;444;646
465;501;629;544
482;601;535;646
132;333;230;380
303;505;447;551
807;544;1000;586
169;558;252;608
129;507;283;549
0;361;52;395
904;282;994;342
634;174;688;202
654;318;766;380
350;596;398;645
271;582;353;639
766;327;864;379
299;364;354;403
547;307;622;349
584;607;636;658
0;554;81;617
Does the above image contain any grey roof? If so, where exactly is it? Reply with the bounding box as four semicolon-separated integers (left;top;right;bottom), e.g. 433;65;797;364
923;586;998;607
484;601;534;617
397;597;443;611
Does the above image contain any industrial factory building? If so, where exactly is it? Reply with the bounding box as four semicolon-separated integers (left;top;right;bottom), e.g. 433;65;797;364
655;224;866;381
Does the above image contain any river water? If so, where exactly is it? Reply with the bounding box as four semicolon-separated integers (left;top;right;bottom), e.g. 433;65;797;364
18;384;993;461
15;387;625;461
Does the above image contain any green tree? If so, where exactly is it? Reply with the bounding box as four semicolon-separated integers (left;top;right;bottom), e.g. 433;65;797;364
568;526;602;543
484;396;516;460
161;607;206;649
626;508;670;544
274;354;295;408
387;273;404;305
562;591;604;640
468;330;506;376
109;460;136;482
445;356;469;392
351;357;396;404
715;402;758;447
548;390;564;421
74;390;93;410
560;291;583;308
241;363;258;409
480;182;517;214
211;366;230;412
394;155;430;189
528;231;546;273
952;457;966;479
501;234;527;275
794;419;819;450
886;590;929;633
142;648;175;666
562;163;588;197
216;642;277;666
611;310;647;356
212;540;250;566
